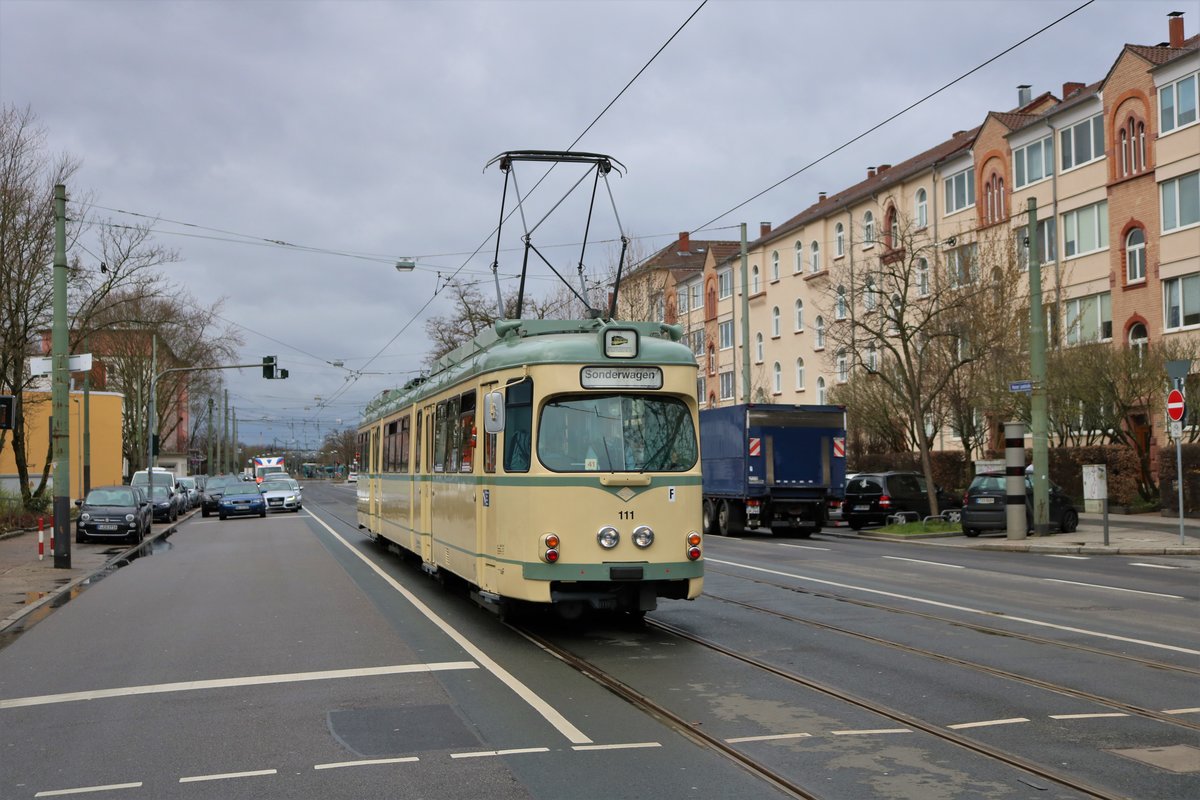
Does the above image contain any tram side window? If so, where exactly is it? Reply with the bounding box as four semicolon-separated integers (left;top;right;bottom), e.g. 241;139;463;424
433;403;448;473
459;392;476;473
399;415;411;473
443;395;462;473
384;420;398;472
503;378;533;472
414;409;423;473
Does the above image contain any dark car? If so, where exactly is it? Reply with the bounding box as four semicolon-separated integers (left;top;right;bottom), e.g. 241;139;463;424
147;484;180;523
218;484;267;520
843;471;962;530
75;485;151;544
961;472;1079;537
200;475;240;517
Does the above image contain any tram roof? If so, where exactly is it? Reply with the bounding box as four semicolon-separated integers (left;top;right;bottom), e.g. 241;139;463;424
363;319;694;422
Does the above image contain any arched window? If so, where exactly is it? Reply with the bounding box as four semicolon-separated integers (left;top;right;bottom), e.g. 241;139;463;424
836;285;847;319
885;206;899;249
810;241;821;273
772;362;782;394
984;173;1006;224
817;376;827;405
754;332;764;363
771;306;781;337
751;265;760;294
795;357;805;390
771;251;780;281
1129;321;1148;361
794;298;804;331
917;257;930;296
863;211;875;245
815;316;826;349
1122;116;1148;176
889;293;902;334
864;276;877;311
707;344;716;375
916;188;928;228
794;241;804;273
835;223;845;257
1126;228;1146;283
836;348;848;382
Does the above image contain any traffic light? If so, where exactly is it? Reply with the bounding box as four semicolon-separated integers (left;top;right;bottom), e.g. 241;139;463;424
262;356;276;379
278;368;289;379
0;395;14;430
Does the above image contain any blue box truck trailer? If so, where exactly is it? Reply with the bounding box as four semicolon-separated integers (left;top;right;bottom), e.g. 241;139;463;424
700;403;847;537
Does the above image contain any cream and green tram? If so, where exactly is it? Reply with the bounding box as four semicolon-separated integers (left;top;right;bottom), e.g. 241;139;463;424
356;318;704;617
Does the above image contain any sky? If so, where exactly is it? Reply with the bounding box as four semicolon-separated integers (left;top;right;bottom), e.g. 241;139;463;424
0;0;1189;452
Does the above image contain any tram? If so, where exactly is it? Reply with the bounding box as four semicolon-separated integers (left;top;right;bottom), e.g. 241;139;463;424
356;150;702;618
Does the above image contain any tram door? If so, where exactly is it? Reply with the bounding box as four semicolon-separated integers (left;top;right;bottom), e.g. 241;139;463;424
369;427;381;524
418;405;434;564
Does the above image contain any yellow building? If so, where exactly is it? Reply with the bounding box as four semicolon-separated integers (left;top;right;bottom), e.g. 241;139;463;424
0;389;125;501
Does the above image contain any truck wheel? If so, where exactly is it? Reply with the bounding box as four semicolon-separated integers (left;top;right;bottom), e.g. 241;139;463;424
718;500;745;536
702;500;717;536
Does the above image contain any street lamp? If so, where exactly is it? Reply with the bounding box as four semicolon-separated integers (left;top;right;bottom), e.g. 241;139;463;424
395;258;416;272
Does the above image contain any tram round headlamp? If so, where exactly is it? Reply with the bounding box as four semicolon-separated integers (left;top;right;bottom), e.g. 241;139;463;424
596;526;620;549
632;526;654;548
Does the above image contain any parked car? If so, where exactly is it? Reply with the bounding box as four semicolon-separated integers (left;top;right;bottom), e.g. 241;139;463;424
218;484;267;520
346;471;358;484
200;475;240;517
177;476;200;510
259;477;302;513
961;471;1079;537
75;485;151;544
843;471;962;530
147;484;180;523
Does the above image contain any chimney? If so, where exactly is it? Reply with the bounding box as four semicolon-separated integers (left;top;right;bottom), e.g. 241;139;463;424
1017;84;1032;107
760;222;772;238
867;167;876;179
1062;81;1084;99
876;164;892;174
818;191;827;203
1169;11;1184;48
678;231;690;254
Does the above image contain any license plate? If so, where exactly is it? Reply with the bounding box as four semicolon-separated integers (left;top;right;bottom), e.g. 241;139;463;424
976;497;995;504
853;505;870;511
98;524;118;531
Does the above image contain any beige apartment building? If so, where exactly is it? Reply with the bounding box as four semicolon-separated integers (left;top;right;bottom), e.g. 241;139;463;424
626;10;1198;462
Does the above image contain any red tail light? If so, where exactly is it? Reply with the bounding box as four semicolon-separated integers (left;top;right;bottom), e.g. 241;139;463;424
687;546;701;560
879;495;892;509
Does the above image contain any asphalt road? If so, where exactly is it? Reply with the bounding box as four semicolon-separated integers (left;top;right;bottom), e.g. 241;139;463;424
1;481;1196;799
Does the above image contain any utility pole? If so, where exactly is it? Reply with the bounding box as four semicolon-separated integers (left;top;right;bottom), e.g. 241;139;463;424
82;368;91;495
232;408;238;476
207;397;214;475
739;223;751;403
222;389;229;474
51;184;71;568
1027;198;1049;535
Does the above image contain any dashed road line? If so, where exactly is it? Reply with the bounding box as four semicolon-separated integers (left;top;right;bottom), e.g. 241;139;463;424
451;747;550;759
1165;707;1200;715
314;756;420;770
726;732;813;743
830;728;912;735
1044;554;1089;560
572;742;662;751
1129;562;1179;570
179;769;277;783
777;544;831;551
1043;578;1185;599
947;717;1029;730
882;556;964;569
1049;713;1128;720
35;784;143;798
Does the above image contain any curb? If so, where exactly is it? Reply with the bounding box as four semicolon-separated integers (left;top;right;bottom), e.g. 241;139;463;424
821;528;1200;556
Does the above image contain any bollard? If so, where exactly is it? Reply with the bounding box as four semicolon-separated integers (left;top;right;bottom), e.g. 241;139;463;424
38;517;44;561
47;515;54;553
1005;422;1027;540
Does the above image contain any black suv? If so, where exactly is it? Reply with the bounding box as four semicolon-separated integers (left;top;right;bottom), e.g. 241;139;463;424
843;471;961;530
961;472;1078;536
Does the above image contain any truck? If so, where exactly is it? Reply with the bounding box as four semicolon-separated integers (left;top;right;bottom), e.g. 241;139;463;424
700;403;846;538
251;455;286;483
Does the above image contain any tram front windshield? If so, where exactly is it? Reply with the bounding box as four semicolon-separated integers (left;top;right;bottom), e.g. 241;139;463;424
537;394;697;472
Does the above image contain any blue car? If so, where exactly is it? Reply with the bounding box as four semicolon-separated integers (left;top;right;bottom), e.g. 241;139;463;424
217;485;267;520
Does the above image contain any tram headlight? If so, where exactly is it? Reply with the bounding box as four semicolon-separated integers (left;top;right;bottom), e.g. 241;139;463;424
596;526;620;549
540;533;560;563
686;530;702;561
632;526;654;548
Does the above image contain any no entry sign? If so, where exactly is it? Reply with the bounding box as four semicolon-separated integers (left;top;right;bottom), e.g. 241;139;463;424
1167;388;1186;421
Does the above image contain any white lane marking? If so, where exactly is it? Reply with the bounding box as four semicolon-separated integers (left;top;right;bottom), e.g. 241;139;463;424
314;757;419;770
1129;562;1179;570
777;544;831;551
831;728;912;735
1043;578;1184;599
947;717;1029;730
179;769;277;783
726;732;813;743
1049;713;1128;720
307;509;593;745
0;663;476;710
1044;554;1090;560
706;558;1200;656
35;784;143;798
572;742;662;751
1165;707;1200;715
450;747;550;759
882;556;964;569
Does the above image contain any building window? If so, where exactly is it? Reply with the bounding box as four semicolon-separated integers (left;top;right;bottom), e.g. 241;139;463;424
1164;274;1200;330
836;348;848;383
771;251;780;281
1128;322;1148;359
652;293;664;322
795;241;804;273
795;357;805;390
810;241;821;273
751;265;760;294
676;288;688;314
691;282;702;310
944;167;975;214
888;294;901;334
884;206;899;249
707;344;715;375
916;258;929;296
814;316;825;349
947;243;978;288
719;371;735;401
1120;117;1147;177
866;343;878;372
1014;134;1054;188
1063;201;1109;258
1016;219;1057;270
771;306;781;337
1064;292;1113;345
1060;113;1105;171
719;320;734;349
984;173;1006;224
916;188;928;228
864;276;877;311
772;362;782;394
1126;229;1146;283
1161;171;1200;232
863;211;875;246
835;223;845;257
835;285;847;319
817;377;827;404
718;269;733;298
754;332;763;363
1159;71;1198;134
794;299;804;331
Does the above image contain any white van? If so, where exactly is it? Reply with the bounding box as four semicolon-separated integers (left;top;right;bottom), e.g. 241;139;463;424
131;467;177;488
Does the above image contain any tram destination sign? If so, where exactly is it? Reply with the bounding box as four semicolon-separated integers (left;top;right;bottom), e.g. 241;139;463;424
580;365;663;390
